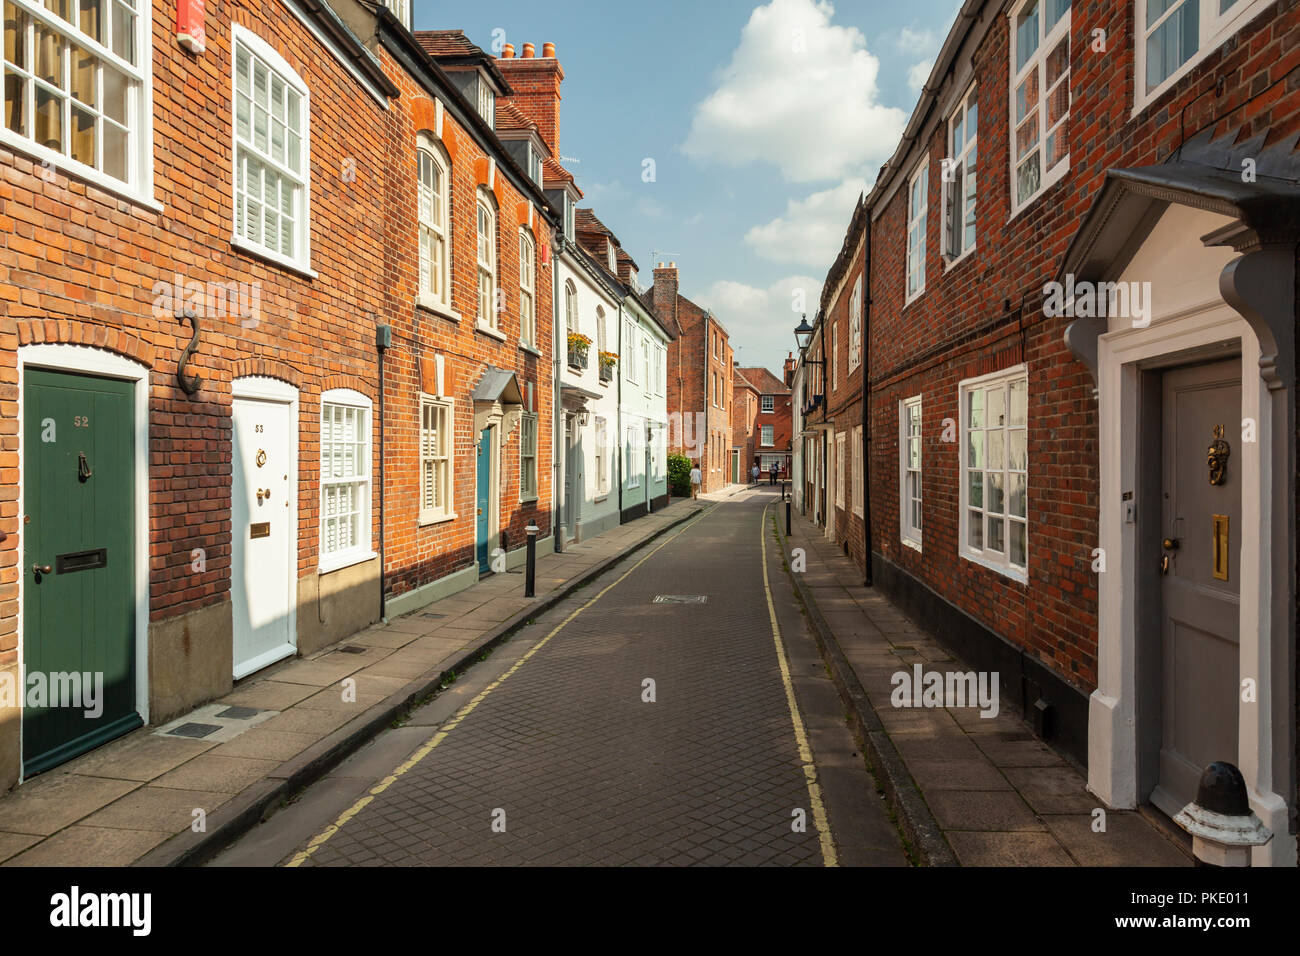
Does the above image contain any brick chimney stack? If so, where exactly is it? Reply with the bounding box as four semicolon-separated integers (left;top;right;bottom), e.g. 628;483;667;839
783;352;796;388
653;262;679;313
496;41;564;157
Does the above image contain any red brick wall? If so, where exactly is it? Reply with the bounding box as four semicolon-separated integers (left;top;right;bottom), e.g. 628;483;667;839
866;0;1300;692
732;381;757;477
0;1;391;666
657;267;734;492
377;51;554;600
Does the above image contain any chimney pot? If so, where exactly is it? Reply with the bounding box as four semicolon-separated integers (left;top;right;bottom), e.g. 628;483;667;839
657;261;664;268
502;43;515;58
522;42;535;58
669;261;675;268
542;42;556;58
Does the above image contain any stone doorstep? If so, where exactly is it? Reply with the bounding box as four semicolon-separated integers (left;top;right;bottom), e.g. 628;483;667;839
781;514;1184;867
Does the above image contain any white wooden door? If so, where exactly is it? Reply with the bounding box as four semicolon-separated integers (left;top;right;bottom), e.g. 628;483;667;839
232;391;297;678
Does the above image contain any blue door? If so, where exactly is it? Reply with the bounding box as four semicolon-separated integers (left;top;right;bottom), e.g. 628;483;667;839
476;427;491;572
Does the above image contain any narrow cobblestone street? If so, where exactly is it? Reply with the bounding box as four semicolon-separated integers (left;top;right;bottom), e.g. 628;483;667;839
212;488;906;867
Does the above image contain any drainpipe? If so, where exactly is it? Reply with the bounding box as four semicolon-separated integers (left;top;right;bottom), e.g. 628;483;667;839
551;219;565;553
376;322;390;623
862;234;873;588
703;313;711;491
617;297;624;521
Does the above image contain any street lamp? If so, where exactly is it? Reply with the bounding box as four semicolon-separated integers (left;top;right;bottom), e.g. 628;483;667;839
794;315;824;367
794;315;815;354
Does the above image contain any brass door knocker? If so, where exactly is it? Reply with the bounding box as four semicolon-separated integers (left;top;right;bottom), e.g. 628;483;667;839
255;449;267;468
1207;425;1230;486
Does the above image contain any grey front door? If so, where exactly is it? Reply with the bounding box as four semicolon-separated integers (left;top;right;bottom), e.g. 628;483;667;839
1151;359;1242;818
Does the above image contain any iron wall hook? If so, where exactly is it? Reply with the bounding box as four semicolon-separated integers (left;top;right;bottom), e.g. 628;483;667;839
176;307;202;396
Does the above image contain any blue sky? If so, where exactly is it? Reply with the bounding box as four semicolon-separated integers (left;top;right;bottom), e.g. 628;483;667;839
414;0;961;375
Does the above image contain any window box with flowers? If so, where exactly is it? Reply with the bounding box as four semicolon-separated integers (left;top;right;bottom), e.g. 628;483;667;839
568;332;592;370
598;350;617;383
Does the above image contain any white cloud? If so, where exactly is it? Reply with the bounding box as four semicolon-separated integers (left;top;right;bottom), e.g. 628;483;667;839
907;59;934;93
682;0;905;183
743;178;865;268
696;274;823;375
896;26;936;55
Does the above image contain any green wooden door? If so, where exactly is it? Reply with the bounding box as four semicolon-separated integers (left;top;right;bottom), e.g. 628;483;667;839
22;368;140;776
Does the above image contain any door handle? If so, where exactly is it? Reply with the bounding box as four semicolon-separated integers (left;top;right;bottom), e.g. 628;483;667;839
1162;538;1180;550
33;564;52;575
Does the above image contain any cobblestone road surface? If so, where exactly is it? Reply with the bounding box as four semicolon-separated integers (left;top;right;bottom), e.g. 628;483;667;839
258;490;904;866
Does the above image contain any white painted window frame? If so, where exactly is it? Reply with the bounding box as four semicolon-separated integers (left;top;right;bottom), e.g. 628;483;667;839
419;394;455;525
943;82;978;263
1134;0;1271;116
476;188;497;331
852;425;864;518
518;227;536;348
519;410;538;502
319;388;375;573
1;0;155;206
900;395;923;550
905;153;929;304
958;365;1029;582
231;25;312;274
417;132;451;314
848;273;862;371
761;424;774;447
1007;0;1071;219
761;395;775;413
835;432;846;509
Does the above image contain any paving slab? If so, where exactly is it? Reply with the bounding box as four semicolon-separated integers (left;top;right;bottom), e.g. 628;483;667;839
5;824;171;867
65;729;216;782
82;786;235;832
926;790;1046;832
150;754;281;794
1045;812;1192;866
0;773;139;836
947;830;1075;867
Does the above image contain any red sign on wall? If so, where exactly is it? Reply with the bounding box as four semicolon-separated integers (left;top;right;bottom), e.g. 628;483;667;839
177;0;206;54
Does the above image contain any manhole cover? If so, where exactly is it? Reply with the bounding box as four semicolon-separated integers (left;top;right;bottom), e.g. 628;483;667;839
420;612;447;620
652;595;708;605
214;706;263;720
336;645;368;654
168;722;222;739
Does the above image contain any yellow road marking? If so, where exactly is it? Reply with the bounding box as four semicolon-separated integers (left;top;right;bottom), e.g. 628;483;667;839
285;506;712;867
761;503;838;867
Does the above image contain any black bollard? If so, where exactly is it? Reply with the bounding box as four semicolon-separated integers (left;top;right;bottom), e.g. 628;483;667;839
786;496;791;536
524;521;539;598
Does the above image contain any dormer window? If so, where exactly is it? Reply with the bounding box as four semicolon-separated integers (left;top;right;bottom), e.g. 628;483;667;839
607;241;617;274
529;146;542;185
477;77;494;126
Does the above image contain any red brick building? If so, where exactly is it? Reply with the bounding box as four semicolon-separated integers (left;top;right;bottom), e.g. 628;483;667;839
0;0;402;785
646;263;734;492
736;364;794;480
732;367;759;483
798;0;1300;864
377;20;557;614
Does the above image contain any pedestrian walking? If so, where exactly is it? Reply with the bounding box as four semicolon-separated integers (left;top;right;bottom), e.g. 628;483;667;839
750;464;759;485
690;461;702;499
